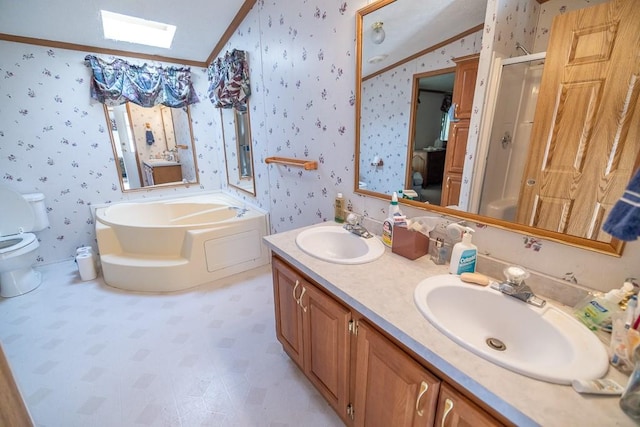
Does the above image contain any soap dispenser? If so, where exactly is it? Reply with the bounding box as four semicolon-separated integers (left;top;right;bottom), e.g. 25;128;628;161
381;192;401;247
449;228;477;275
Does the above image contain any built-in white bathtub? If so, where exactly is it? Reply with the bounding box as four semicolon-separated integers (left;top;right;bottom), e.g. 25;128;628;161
95;192;269;292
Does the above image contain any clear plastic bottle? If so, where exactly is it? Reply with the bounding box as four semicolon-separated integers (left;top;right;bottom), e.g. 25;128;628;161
334;193;345;223
620;345;640;420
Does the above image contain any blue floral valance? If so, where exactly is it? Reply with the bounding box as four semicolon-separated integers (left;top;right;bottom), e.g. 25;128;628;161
208;49;250;110
84;55;199;108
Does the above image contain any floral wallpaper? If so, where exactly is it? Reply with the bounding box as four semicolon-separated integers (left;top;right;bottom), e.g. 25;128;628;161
359;30;483;195
533;0;609;53
0;0;638;293
0;42;222;264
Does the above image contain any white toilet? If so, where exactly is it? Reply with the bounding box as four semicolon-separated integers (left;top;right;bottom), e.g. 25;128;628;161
0;188;49;298
484;197;518;221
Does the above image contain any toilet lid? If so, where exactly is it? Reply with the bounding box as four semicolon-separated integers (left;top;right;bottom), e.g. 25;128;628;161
0;187;34;236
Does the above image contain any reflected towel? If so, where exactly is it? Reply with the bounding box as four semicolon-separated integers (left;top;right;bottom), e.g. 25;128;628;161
603;169;640;241
146;130;155;145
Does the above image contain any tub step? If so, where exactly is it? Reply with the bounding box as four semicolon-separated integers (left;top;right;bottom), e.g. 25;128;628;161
101;254;188;267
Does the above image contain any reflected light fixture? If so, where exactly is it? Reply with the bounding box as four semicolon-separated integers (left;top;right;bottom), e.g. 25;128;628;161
371;22;385;45
367;54;388;64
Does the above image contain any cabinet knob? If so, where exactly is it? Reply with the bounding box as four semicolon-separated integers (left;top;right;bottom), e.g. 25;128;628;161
415;381;429;416
441;398;454;427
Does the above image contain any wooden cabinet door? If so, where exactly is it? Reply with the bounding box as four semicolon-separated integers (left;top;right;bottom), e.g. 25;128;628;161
441;121;469;206
301;283;351;419
153;165;183;184
272;256;351;423
353;321;440;427
451;55;479;120
442;55;478;207
436;383;504;427
516;0;640;241
272;257;304;368
441;174;462;208
444;122;469;176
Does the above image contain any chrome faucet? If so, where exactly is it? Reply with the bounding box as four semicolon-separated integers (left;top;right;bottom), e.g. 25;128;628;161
343;213;373;239
490;266;546;308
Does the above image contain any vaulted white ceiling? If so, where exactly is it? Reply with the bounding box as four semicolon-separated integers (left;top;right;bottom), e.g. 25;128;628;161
361;0;488;77
0;0;249;65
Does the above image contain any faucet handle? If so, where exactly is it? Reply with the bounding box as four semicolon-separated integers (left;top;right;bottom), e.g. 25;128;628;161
503;265;530;285
346;212;361;225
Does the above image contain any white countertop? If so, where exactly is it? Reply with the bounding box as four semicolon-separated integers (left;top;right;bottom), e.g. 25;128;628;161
263;222;635;427
143;159;180;167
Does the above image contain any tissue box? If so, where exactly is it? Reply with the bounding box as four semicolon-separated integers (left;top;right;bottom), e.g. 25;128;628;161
392;226;429;260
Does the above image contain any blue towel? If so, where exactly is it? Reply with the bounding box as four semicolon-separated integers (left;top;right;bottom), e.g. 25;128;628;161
603;169;640;241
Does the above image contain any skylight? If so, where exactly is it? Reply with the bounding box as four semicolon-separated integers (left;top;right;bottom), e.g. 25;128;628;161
101;10;176;49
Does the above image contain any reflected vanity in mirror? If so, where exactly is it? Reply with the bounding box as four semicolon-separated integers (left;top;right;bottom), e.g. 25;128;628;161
355;0;640;256
221;105;256;196
105;103;199;191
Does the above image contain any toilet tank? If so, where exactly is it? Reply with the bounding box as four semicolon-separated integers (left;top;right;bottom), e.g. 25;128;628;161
22;193;49;231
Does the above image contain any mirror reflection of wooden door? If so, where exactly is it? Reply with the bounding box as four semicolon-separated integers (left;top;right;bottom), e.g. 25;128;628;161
516;0;640;241
441;54;479;207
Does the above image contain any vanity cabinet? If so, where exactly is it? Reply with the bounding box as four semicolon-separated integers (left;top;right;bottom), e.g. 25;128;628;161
143;163;183;186
436;383;503;427
353;320;440;427
271;255;506;427
271;257;351;422
441;54;478;207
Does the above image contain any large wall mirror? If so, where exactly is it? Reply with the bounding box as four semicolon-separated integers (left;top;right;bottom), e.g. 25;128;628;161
221;106;256;196
355;0;640;256
104;103;199;191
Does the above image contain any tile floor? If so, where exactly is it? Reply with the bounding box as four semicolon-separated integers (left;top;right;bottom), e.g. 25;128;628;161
0;260;344;427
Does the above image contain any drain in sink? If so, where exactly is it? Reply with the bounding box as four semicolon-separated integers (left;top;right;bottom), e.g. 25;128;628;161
486;337;506;351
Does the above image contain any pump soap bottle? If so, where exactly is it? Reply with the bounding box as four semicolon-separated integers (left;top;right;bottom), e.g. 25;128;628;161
449;228;477;275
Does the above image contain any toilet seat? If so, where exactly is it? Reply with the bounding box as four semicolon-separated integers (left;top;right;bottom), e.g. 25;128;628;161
0;233;36;255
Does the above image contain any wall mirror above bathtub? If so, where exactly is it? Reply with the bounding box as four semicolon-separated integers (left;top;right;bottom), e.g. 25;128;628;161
221;106;256;196
355;0;640;256
104;103;199;191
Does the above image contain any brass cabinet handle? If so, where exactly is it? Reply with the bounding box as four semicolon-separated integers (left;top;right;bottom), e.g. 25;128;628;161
292;280;301;304
299;286;308;313
415;381;429;416
441;398;454;427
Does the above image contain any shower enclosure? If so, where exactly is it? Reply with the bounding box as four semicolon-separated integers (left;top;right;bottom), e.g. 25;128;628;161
475;53;546;220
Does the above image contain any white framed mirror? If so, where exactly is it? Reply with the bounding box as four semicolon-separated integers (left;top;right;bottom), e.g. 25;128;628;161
104;103;199;191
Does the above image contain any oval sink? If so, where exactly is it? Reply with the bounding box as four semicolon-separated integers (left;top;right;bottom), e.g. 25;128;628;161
295;226;385;264
414;275;609;384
